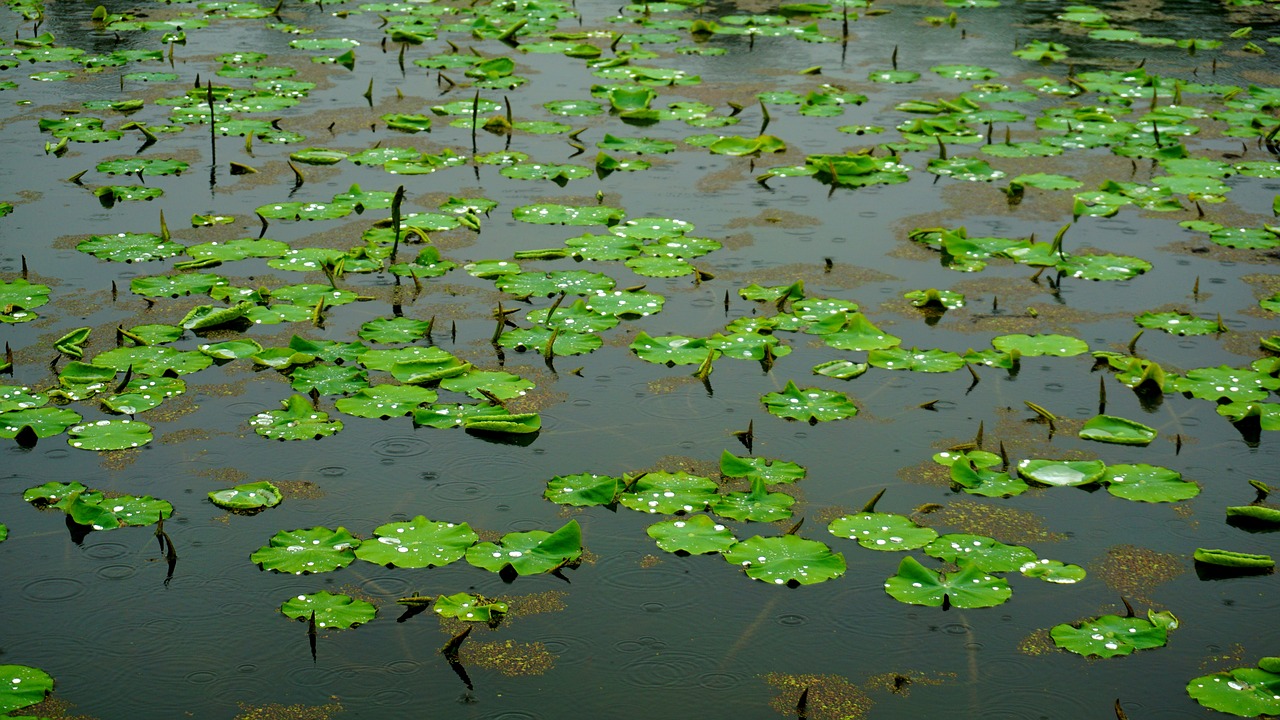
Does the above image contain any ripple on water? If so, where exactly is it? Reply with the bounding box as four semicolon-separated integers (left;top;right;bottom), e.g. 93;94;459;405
630;382;731;422
616;647;718;689
595;551;709;596
82;540;132;560
22;576;89;602
370;435;431;459
536;634;595;667
95;563;137;580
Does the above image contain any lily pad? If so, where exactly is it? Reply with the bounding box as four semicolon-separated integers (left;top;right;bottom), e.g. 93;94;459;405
828;512;938;551
1102;464;1199;503
465;520;582;576
208;481;282;511
884;556;1012;608
761;381;858;423
720;451;806;485
823;313;901;351
710;476;795;522
78;232;184;262
724;535;846;586
950;460;1029;498
280;591;375;630
1079;415;1157;445
924;533;1036;572
335;385;436;418
1187;667;1280;717
991;334;1089;357
250;394;343;440
1051;614;1168;658
0;665;54;715
869;348;966;373
66;492;172;528
355;516;477;569
619;472;719;515
1020;559;1086;584
1134;311;1223;336
1;407;83;439
358;317;433;344
544;473;624;507
290;364;369;396
251;526;360;574
647;514;737;555
1018;459;1106;487
66;419;152;450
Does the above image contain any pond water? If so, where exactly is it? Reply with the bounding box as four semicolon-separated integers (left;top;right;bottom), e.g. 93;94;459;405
1;0;1279;717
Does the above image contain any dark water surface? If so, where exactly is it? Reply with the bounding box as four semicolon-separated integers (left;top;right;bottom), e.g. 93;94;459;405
1;0;1278;717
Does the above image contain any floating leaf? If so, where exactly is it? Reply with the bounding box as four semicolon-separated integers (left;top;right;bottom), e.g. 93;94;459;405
1051;615;1168;658
761;381;858;423
465;520;582;576
710;476;795;522
208;481;282;511
1103;464;1199;503
102;376;184;414
495;270;615;298
1020;559;1086;584
250;394;343;440
924;533;1036;572
720;451;806;485
358;317;433;344
1079;415;1157;445
77;232;184;262
869;347;966;373
1017;459;1106;487
280;591;375;629
884;556;1011;608
1187;667;1280;717
66;492;171;528
1134;311;1223;336
426;593;506;625
725;535;846;586
290;364;369;396
0;407;82;440
991;334;1089;357
355;516;477;569
823;313;901;351
647;515;737;555
0;664;54;715
620;472;718;515
1170;366;1280;403
251;526;360;574
950;460;1030;498
92;346;212;376
828;512;938;551
335;385;436;419
544;473;624;507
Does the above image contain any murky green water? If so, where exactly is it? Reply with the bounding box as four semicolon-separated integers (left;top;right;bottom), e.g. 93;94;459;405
1;0;1278;717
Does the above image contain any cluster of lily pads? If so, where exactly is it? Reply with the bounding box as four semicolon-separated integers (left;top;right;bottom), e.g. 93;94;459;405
4;0;1280;714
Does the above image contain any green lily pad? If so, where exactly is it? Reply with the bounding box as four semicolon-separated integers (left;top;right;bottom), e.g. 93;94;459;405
869;70;920;83
869;348;966;373
130;272;227;298
66;492;172;529
544;473;624;507
720;451;806;485
710;476;795;522
500;327;601;356
0;279;51;322
1170;366;1280;403
1135;311;1223;336
78;232;184;263
725;535;846;586
0;665;54;715
495;270;616;298
647;515;737;555
335;385;437;418
463;411;541;435
465;520;582;576
102;376;185;414
208;481;282;511
1103;464;1199;503
823;313;901;351
1051;614;1168;658
412;403;509;430
355;516;477;569
1217;402;1280;431
924;533;1036;572
382;113;432;132
828;512;938;551
0;407;82;439
991;334;1089;357
885;556;1012;608
761;380;857;423
280;591;375;629
252;347;316;370
526;300;618;333
198;340;265;361
358;317;433;344
256;201;355;221
66;419;152;450
92;346;212;376
432;593;508;624
1019;559;1086;584
950;460;1030;498
1057;254;1152;281
1017;458;1106;487
251;526;360;574
439;370;533;401
904;288;965;310
584;290;665;317
1079;415;1158;445
620;472;719;515
812;359;869;379
185;237;289;263
512;203;625;226
250;394;343;439
927;157;1006;182
0;386;47;413
1188;667;1280;717
290;364;369;396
